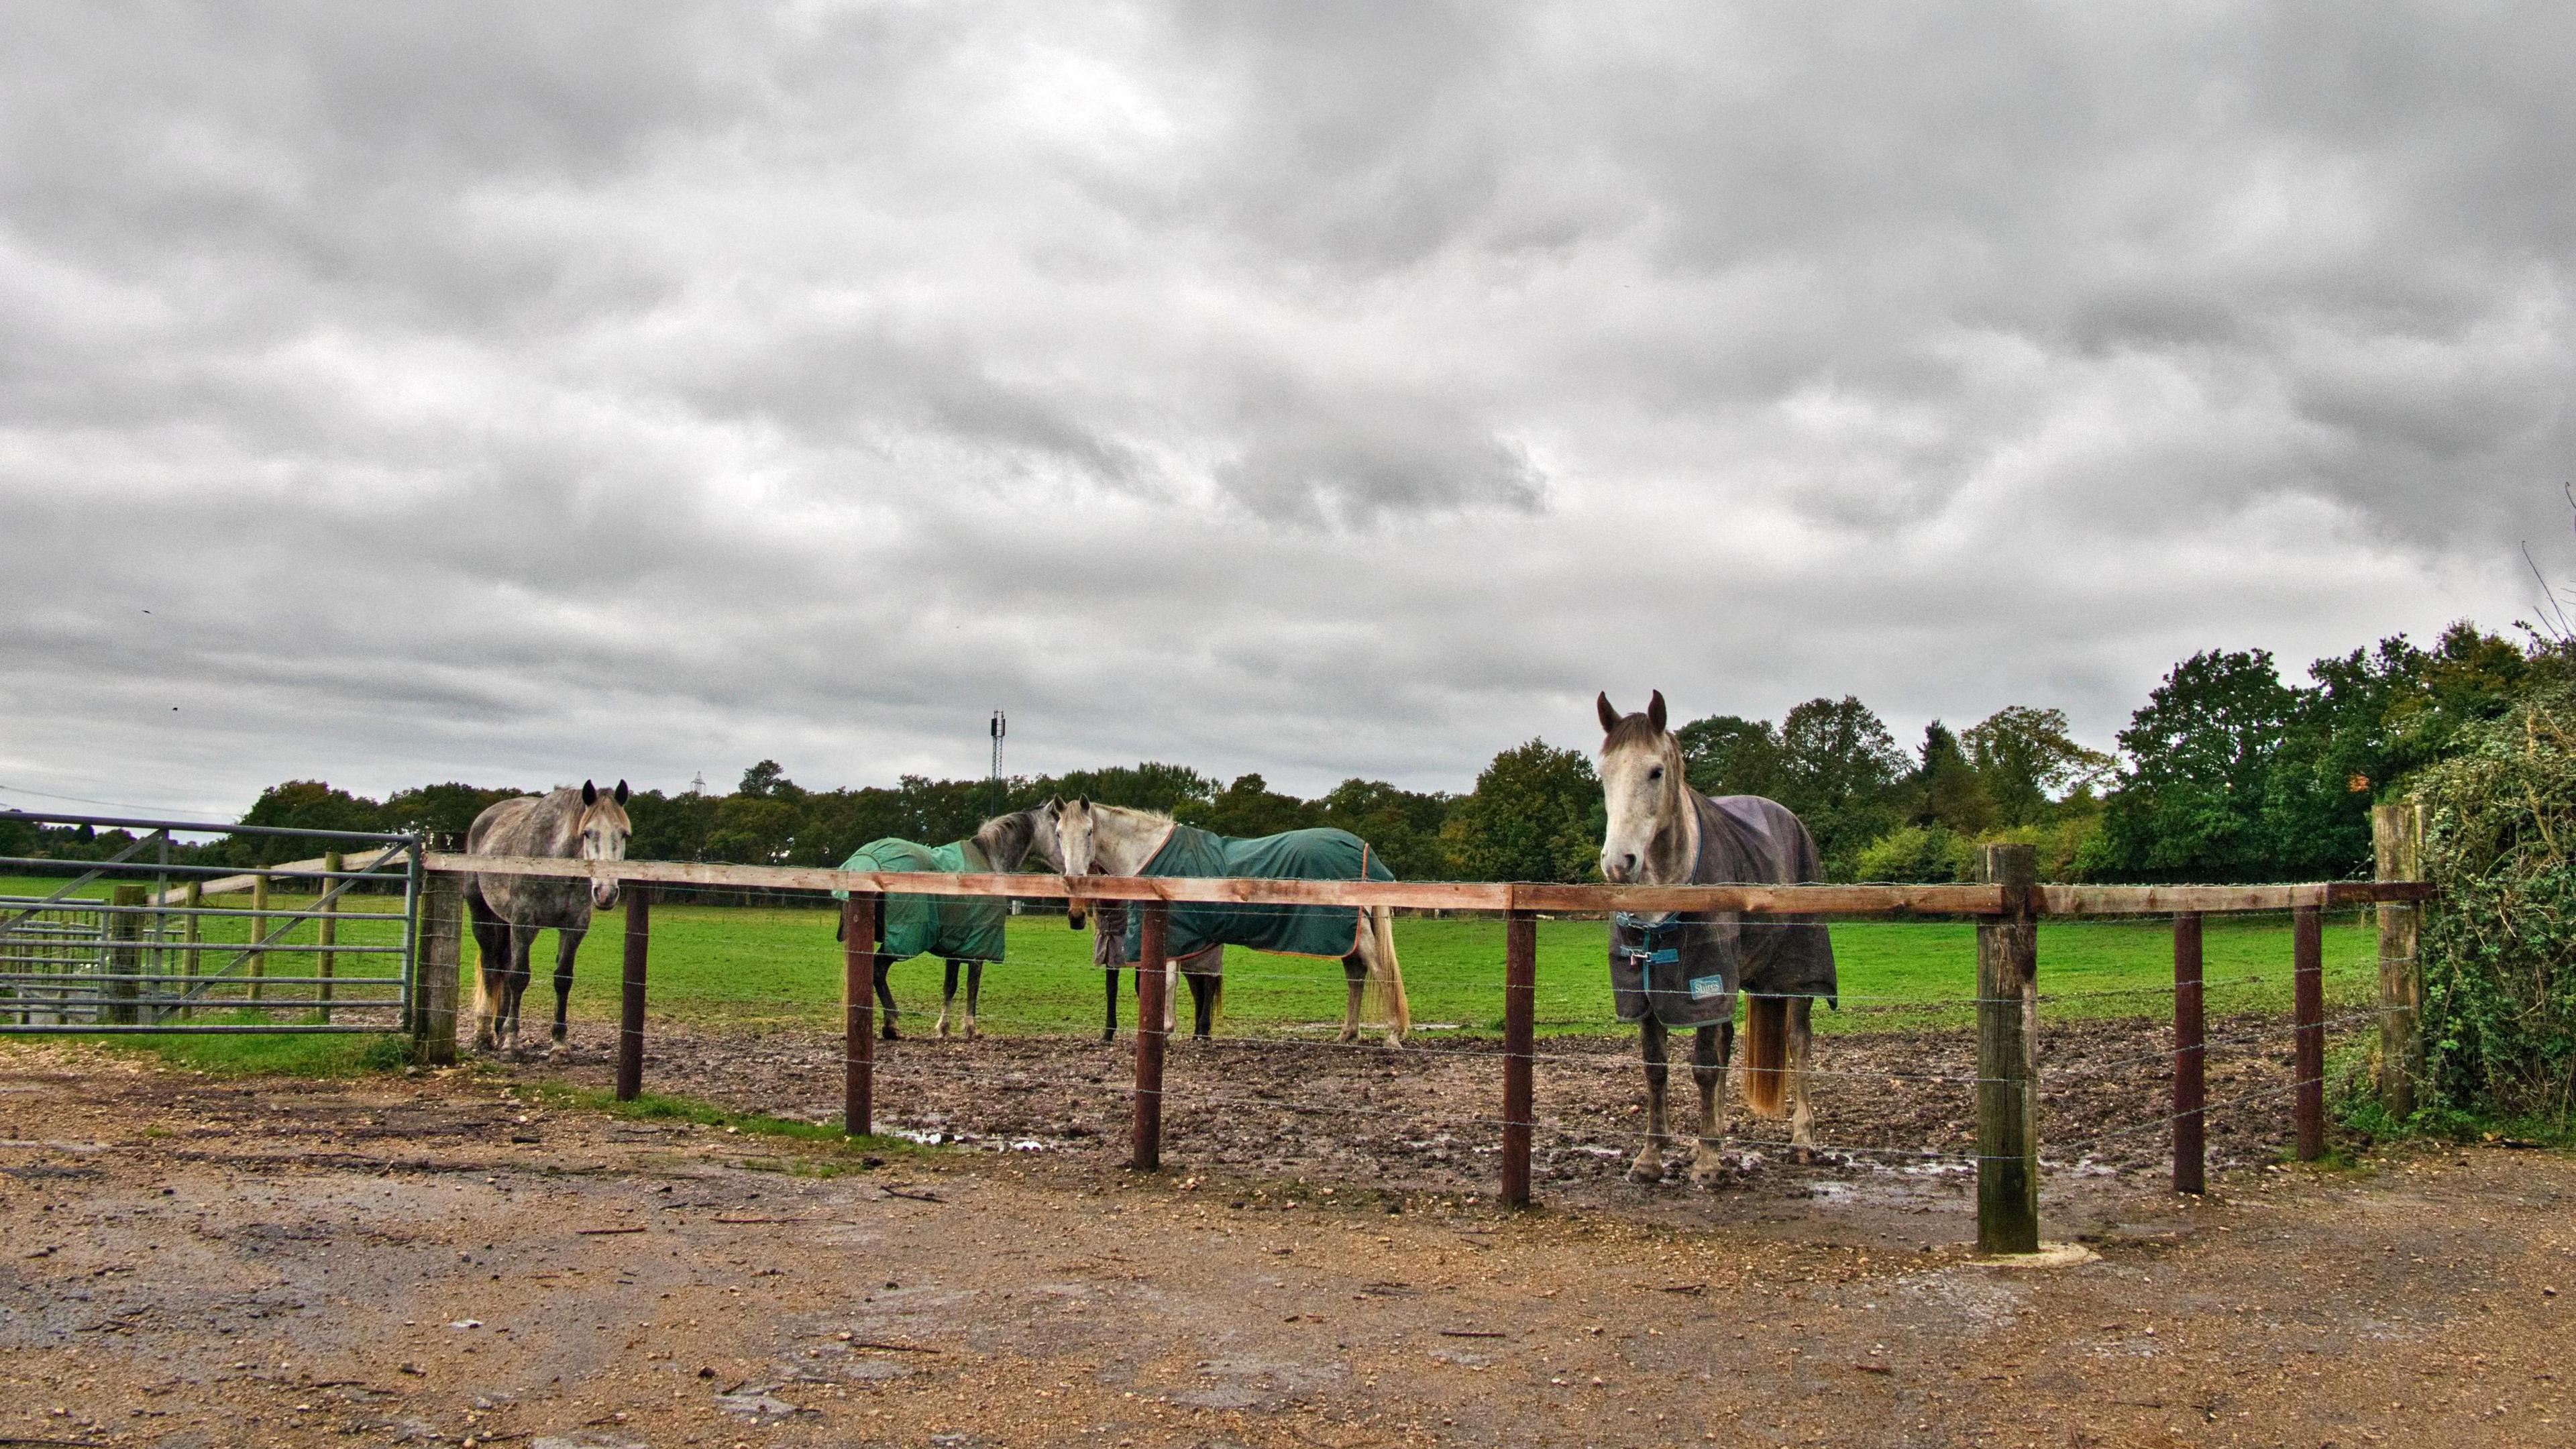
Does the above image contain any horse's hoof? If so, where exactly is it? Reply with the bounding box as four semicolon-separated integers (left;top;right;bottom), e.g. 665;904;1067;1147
1626;1153;1666;1184
1101;1029;1117;1044
1688;1152;1730;1188
881;1028;901;1043
965;1025;981;1042
1383;1033;1406;1050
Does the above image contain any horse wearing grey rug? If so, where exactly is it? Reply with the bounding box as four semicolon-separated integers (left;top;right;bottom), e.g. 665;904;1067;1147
1597;692;1837;1182
466;780;631;1057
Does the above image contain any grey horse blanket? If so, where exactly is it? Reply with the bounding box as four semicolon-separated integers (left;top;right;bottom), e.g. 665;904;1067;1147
1118;824;1391;961
1609;794;1837;1026
832;837;1004;963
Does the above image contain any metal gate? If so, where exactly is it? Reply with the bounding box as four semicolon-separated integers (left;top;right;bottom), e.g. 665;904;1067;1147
0;812;420;1033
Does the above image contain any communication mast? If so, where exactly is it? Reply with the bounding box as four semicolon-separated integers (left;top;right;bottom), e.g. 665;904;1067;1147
989;709;1006;816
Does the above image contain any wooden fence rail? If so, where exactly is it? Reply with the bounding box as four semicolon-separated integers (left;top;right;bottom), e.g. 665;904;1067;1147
419;851;2435;1255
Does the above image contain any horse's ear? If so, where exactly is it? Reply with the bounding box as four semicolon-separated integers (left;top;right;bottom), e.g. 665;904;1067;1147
1046;798;1062;818
1648;691;1666;732
582;780;599;807
1597;692;1621;735
614;780;630;806
1075;795;1089;810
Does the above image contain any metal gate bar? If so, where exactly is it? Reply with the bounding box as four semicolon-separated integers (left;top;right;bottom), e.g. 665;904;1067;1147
0;812;419;1033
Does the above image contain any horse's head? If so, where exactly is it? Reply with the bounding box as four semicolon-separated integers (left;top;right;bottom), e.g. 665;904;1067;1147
1596;691;1684;883
973;808;1046;873
1049;796;1096;928
578;778;632;908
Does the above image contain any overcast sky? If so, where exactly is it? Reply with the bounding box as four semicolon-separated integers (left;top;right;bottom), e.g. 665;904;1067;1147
3;3;2571;820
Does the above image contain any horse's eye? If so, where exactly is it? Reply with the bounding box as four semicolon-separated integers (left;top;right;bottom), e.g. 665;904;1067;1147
1648;767;1662;781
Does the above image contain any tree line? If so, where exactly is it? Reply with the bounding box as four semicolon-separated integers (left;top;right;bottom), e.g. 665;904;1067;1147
7;621;2561;885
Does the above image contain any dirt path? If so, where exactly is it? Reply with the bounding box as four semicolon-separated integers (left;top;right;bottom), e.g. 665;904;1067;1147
2;1042;2571;1448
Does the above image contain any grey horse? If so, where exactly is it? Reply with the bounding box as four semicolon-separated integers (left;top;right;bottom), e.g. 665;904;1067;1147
466;780;631;1057
1597;692;1837;1181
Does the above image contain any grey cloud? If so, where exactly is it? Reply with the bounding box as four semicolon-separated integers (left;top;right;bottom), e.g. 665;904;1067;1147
3;3;2571;818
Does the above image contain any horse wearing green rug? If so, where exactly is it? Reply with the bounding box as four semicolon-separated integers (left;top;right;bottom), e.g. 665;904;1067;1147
1052;799;1411;1046
831;808;1055;1041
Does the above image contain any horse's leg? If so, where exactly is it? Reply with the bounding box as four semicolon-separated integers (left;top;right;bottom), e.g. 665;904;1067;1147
1102;967;1119;1043
1627;1017;1671;1183
874;953;900;1041
1187;959;1215;1040
1688;1022;1730;1186
1164;955;1179;1034
503;924;538;1056
1787;996;1816;1155
548;926;584;1059
963;959;983;1040
1338;954;1366;1043
938;959;959;1040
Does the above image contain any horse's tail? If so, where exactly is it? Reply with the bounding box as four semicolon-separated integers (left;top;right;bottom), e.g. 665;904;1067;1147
464;880;502;1025
1742;994;1788;1118
1367;906;1409;1043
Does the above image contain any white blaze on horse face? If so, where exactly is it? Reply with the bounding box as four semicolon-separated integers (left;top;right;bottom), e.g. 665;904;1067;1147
1055;801;1095;926
1597;735;1672;883
580;803;631;910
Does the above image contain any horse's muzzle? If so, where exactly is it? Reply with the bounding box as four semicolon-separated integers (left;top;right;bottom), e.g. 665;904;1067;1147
1067;902;1087;930
592;879;623;910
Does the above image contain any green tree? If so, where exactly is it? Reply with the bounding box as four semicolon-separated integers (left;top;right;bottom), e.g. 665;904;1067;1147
1316;778;1455;880
1910;720;1997;835
704;794;798;865
1773;697;1907;874
1179;773;1322;840
1962;706;2112;826
381;782;526;845
1444;741;1601;883
2094;650;2302;881
627;787;721;863
1675;714;1786;799
228;781;384;864
1032;762;1217;814
737;760;800;801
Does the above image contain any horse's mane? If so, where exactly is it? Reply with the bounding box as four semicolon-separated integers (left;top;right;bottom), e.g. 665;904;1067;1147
1087;801;1175;823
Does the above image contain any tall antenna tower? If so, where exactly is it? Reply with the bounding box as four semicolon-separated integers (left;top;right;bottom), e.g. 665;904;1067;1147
989;709;1007;816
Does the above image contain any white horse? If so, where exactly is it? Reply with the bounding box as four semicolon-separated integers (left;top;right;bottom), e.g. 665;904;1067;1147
1049;798;1410;1046
466;780;631;1057
1597;693;1836;1180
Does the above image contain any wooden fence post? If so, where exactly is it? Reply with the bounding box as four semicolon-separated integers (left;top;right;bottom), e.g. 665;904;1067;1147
2293;904;2324;1161
105;884;145;1025
844;892;879;1136
616;885;651;1102
1132;900;1170;1172
317;851;340;1022
1976;843;2040;1254
1501;908;1538;1208
2373;801;2424;1118
2172;912;2205;1195
248;871;269;1002
413;869;461;1065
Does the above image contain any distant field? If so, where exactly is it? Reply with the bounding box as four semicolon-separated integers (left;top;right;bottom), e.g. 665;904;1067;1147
2;874;2380;1040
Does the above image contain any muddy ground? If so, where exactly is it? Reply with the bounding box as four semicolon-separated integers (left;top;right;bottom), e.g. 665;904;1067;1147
4;1037;2574;1448
528;1012;2332;1226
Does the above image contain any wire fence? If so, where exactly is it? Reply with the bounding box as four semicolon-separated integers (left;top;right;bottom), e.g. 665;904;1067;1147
397;859;2426;1238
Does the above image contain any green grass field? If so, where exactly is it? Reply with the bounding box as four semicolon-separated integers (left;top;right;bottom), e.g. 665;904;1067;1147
5;874;2379;1044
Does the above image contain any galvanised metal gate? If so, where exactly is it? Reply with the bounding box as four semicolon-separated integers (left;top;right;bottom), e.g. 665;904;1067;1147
0;813;420;1033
